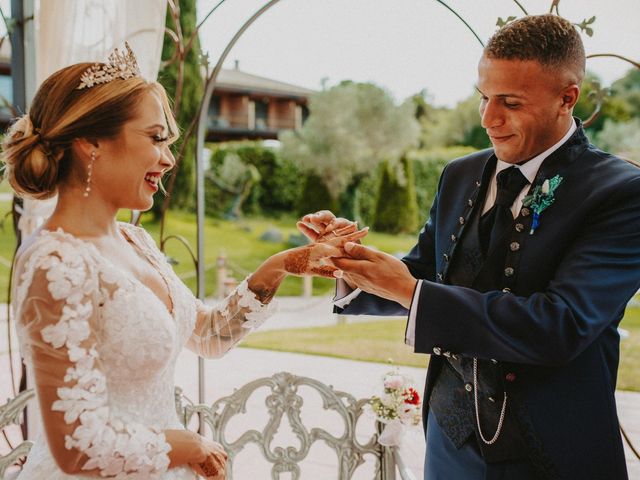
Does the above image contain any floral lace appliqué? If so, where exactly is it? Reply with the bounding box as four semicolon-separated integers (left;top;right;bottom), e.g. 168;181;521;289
27;232;171;478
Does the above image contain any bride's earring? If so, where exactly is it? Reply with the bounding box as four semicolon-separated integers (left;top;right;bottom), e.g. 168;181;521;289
83;151;96;198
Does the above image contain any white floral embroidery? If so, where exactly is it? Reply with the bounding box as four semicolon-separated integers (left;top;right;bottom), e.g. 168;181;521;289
14;224;274;478
236;278;277;328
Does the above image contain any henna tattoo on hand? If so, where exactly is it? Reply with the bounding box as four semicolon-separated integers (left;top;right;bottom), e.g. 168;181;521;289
311;265;338;277
283;247;311;275
251;285;277;304
199;459;219;476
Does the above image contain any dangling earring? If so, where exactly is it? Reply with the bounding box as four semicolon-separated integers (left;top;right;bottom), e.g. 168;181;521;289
84;151;96;198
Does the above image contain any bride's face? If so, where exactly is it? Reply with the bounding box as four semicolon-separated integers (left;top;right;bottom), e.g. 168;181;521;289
93;90;176;211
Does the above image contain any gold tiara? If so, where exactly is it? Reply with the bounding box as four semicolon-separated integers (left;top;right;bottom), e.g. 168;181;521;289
76;42;141;90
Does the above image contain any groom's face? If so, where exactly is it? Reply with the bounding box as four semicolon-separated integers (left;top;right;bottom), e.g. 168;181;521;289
476;55;569;164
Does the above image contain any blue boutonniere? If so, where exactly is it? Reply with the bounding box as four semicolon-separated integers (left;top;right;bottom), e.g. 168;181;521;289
522;174;563;234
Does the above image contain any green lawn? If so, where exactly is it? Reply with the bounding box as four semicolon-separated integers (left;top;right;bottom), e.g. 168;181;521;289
0;206;417;297
243;308;640;392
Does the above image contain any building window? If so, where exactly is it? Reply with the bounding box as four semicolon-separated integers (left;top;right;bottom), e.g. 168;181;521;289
255;99;268;130
208;95;226;128
0;73;13;115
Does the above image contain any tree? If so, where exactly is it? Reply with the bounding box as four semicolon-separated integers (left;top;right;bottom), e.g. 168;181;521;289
373;156;419;233
574;72;632;134
280;82;420;205
156;0;204;214
611;68;640;119
594;118;640;161
418;93;490;150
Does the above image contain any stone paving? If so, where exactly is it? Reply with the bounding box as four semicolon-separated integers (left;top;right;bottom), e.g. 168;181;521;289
1;298;639;478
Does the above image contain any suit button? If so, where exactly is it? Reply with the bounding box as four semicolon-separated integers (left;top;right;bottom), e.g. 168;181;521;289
515;223;524;232
451;354;459;360
502;287;511;293
510;242;520;251
459;217;465;225
490;358;498;364
465;383;473;392
433;347;442;355
476;181;481;187
505;373;517;382
443;351;451;358
488;396;496;403
467;199;474;207
443;253;449;262
451;234;457;242
437;273;444;281
504;267;514;277
521;208;530;217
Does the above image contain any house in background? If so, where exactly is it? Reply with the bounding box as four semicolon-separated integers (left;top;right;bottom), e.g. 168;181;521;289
207;62;314;142
0;54;315;140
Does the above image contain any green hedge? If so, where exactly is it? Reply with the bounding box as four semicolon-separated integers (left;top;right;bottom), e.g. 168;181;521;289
204;142;477;227
206;142;303;217
411;146;477;218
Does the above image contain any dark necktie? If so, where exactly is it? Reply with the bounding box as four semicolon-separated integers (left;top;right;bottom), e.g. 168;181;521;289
480;166;529;254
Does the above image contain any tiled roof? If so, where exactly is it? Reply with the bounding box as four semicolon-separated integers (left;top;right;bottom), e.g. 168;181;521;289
215;68;315;97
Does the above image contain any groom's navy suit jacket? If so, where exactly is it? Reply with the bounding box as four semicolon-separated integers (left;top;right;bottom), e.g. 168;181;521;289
338;123;640;479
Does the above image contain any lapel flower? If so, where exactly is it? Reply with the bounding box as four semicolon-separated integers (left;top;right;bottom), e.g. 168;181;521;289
522;174;563;234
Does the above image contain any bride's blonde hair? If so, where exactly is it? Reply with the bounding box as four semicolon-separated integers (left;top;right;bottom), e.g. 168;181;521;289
1;62;178;199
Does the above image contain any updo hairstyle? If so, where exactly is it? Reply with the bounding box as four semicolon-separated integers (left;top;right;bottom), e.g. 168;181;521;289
1;62;178;199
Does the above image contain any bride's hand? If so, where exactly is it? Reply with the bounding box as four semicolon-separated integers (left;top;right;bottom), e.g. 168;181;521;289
190;437;228;480
282;227;369;279
297;210;359;242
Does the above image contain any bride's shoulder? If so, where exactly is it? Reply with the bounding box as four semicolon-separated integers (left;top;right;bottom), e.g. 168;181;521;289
17;227;94;262
13;228;98;302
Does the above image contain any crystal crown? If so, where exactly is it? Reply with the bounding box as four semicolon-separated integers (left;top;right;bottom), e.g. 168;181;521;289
77;42;141;90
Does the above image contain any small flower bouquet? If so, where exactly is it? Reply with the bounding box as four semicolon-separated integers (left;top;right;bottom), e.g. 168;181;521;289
370;369;422;446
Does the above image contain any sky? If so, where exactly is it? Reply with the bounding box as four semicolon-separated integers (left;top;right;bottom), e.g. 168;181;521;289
196;0;640;107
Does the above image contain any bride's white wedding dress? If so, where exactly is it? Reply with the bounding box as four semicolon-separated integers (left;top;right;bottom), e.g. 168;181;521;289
12;223;274;479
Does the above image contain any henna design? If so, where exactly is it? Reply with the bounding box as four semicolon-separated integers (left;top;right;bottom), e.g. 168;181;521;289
283;247;311;275
251;285;277;304
311;265;337;277
199;459;219;476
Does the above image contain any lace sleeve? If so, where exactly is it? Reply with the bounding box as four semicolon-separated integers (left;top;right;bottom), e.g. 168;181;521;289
186;278;276;358
13;240;171;477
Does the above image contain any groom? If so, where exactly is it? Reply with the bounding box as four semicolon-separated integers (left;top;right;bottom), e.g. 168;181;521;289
301;14;640;480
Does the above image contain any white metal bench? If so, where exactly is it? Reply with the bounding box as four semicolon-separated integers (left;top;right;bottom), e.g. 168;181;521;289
175;371;414;479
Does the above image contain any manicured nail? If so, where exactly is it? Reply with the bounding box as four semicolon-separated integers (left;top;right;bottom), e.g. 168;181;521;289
333;269;344;278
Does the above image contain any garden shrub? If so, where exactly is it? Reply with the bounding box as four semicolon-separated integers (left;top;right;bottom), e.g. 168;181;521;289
373;156;419;234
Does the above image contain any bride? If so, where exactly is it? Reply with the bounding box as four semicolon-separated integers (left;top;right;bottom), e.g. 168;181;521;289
2;45;364;479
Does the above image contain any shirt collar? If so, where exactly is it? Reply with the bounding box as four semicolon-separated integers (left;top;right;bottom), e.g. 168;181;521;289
494;121;577;184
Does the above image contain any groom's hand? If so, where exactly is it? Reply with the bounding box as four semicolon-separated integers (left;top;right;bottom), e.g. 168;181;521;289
333;242;417;309
297;210;359;242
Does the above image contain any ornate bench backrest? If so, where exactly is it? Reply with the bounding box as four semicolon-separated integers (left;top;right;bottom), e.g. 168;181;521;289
0;389;35;479
176;371;397;480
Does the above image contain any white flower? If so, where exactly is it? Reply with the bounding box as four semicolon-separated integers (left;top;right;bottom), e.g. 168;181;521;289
41;320;69;348
384;374;405;390
66;318;91;346
541;179;550;194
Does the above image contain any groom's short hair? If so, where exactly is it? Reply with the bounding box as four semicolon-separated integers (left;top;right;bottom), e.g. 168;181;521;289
484;14;585;84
